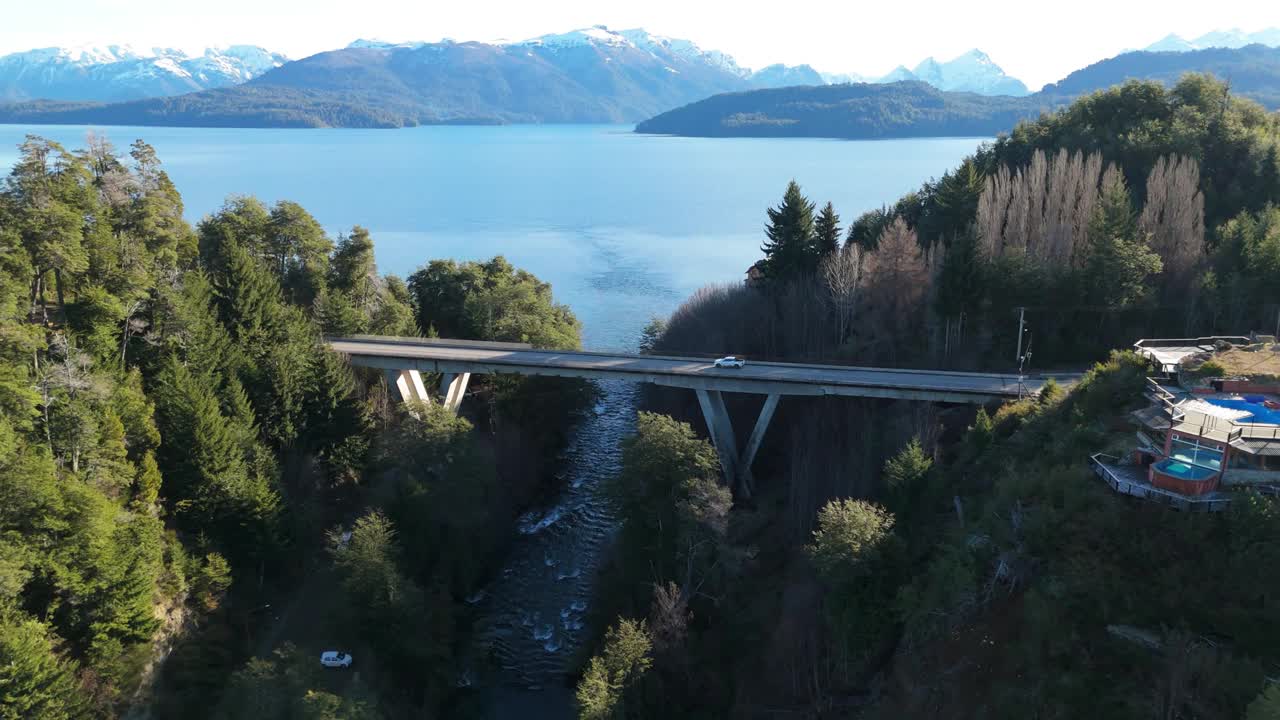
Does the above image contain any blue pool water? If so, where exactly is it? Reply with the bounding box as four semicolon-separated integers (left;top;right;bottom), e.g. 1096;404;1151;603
1154;459;1218;481
1205;398;1280;425
1171;449;1221;470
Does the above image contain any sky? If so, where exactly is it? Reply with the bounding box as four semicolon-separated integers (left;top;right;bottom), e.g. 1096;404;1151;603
1;0;1277;89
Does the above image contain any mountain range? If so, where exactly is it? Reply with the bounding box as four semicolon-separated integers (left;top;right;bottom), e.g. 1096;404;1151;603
820;51;1030;95
0;45;287;102
0;27;1029;115
0;27;1274;132
1143;27;1280;53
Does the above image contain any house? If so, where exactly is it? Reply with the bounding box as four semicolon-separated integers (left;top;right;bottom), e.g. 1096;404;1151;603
1092;336;1280;510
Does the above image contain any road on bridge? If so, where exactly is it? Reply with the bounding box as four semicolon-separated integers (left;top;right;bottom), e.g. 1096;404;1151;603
327;336;1062;404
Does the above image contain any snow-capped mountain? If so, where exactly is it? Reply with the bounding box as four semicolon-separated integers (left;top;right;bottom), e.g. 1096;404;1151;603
748;64;825;88
842;50;1026;95
914;50;1028;95
1143;28;1280;52
819;51;1028;96
820;71;870;85
0;45;287;102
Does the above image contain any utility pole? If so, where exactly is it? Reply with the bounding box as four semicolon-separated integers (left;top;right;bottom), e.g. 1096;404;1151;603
1015;306;1026;365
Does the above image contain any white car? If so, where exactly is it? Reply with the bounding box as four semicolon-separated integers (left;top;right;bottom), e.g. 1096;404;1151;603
713;356;746;369
320;651;352;668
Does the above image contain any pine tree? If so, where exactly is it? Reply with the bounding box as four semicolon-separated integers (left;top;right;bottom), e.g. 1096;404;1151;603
133;451;162;508
575;618;653;720
883;438;933;515
814;201;841;258
304;349;371;485
1084;171;1162;309
216;240;281;341
329;226;377;301
760;181;817;281
0;612;86;719
89;408;133;497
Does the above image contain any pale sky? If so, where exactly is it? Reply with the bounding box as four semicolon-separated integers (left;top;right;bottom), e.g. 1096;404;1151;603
1;0;1277;89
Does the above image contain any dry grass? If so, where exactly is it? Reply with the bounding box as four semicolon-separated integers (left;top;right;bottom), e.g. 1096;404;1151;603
1205;344;1280;381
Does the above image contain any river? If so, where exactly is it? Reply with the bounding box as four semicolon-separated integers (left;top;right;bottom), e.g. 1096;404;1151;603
0;123;985;717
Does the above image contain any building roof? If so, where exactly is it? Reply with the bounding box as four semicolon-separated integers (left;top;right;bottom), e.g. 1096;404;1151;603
1233;438;1280;457
1132;336;1253;370
1130;405;1172;432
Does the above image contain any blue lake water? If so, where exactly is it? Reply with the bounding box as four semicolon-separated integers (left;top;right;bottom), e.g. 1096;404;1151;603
0;123;985;716
0;124;984;350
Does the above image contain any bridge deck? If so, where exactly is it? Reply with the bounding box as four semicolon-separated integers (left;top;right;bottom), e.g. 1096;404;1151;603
328;337;1056;404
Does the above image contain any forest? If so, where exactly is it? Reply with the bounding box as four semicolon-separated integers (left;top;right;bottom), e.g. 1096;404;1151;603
0;134;589;717
571;74;1280;718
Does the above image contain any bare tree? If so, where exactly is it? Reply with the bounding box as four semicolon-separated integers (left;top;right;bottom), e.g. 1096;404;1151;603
648;581;690;659
819;244;862;347
84;131;135;211
862;218;928;356
1141;155;1206;322
977;149;1109;270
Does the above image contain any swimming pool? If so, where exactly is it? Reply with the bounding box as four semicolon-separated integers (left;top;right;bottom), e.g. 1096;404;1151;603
1205;397;1280;425
1153;458;1218;481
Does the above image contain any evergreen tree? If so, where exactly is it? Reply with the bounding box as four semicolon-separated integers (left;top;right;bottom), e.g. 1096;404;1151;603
370;275;417;336
0;612;86;719
6;137;92;316
576;618;653;720
609;413;724;608
328;226;377;300
883;437;932;516
934;224;984;321
1083;171;1163;309
760;181;818;280
132;451;162;509
927;159;985;245
304;349;371;485
266;201;332;307
814;201;841;258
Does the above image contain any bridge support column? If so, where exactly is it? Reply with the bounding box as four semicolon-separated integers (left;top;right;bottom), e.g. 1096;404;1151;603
440;372;471;414
738;393;779;498
696;390;740;489
695;390;780;499
385;369;431;405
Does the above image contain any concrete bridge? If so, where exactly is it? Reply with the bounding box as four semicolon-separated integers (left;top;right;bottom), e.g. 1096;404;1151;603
329;335;1061;496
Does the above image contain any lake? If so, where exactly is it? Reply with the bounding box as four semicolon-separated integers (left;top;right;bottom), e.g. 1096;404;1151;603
0;123;983;716
0;124;983;350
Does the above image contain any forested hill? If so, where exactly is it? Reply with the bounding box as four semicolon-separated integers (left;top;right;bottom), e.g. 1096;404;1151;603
1042;43;1280;108
0;135;592;716
637;45;1280;139
574;74;1280;719
634;81;1050;139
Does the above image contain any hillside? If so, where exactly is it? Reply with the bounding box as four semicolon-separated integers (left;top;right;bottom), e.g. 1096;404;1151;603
1041;44;1280;108
634;81;1051;139
577;75;1280;719
638;45;1280;139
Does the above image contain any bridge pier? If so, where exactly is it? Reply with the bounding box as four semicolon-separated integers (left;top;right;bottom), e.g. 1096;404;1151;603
440;372;471;414
696;390;780;499
385;369;432;404
384;369;470;414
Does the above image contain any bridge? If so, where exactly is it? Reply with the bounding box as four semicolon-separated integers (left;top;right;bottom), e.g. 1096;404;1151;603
328;335;1061;496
